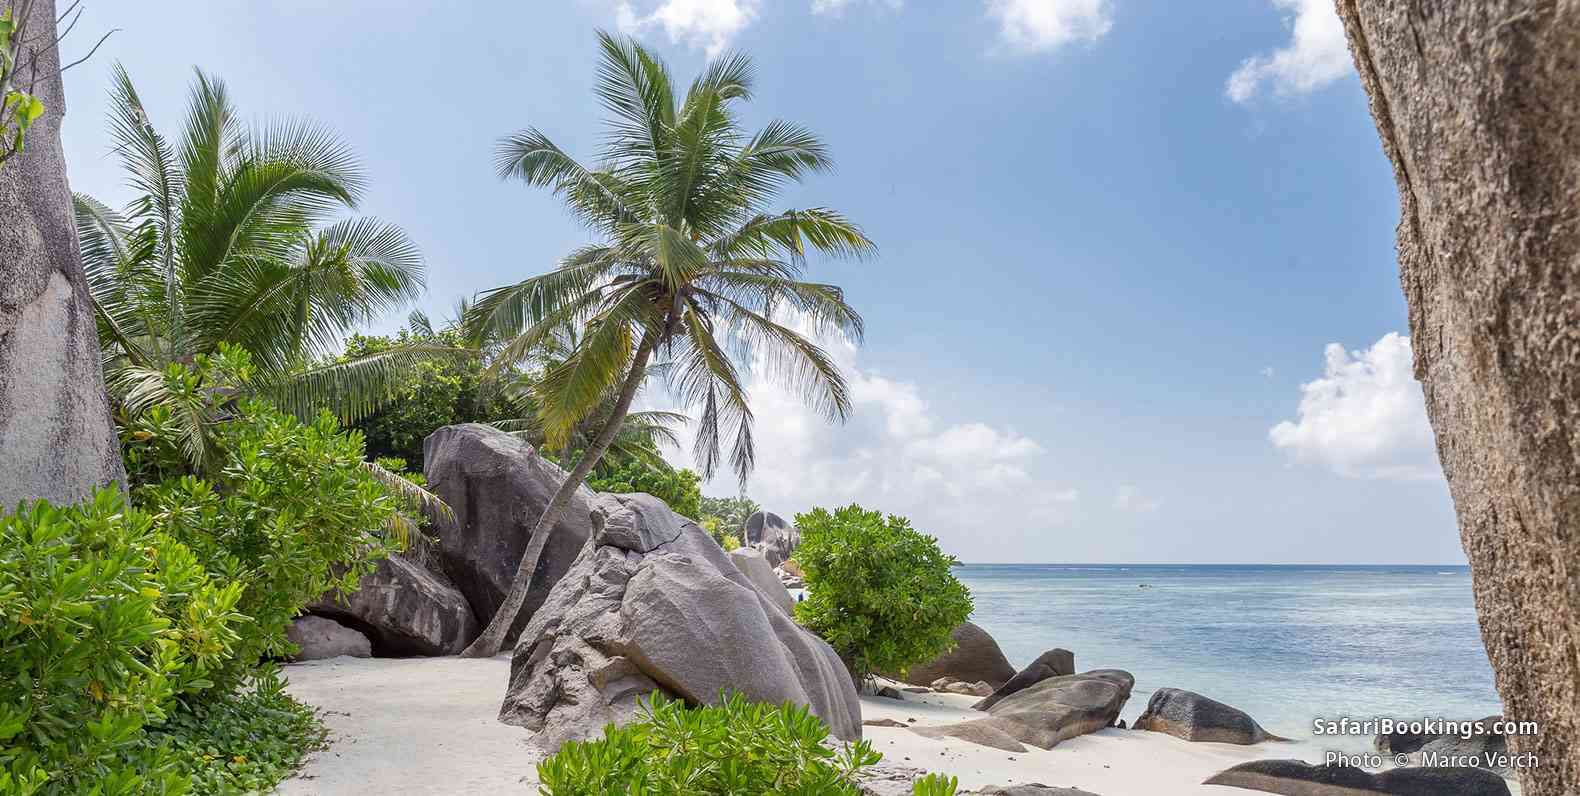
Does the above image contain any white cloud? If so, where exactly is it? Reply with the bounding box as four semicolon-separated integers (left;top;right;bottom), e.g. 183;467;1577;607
812;0;901;15
616;0;759;57
647;313;1076;549
1227;0;1353;103
985;0;1113;52
1114;484;1160;513
1261;366;1276;378
1269;332;1440;481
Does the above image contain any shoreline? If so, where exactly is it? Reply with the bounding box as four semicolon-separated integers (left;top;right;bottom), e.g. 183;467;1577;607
275;656;1325;795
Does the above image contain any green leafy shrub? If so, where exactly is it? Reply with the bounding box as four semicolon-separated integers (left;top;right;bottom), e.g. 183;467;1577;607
145;669;326;795
537;691;957;795
0;490;247;795
585;459;703;520
793;505;974;683
130;399;404;680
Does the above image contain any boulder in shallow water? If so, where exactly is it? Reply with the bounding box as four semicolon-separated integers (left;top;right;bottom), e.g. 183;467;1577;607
913;669;1133;751
897;622;1016;689
1204;758;1511;795
309;556;479;656
1132;687;1282;745
287;615;372;660
499;492;861;750
423;424;597;642
974;648;1076;710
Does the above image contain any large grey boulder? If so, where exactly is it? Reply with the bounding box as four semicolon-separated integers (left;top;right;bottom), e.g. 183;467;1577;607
743;510;800;567
423;424;597;640
286;616;372;660
913;669;1133;752
1132;688;1282;745
1204;759;1511;795
974;648;1075;710
500;493;862;750
309;556;479;656
0;0;125;509
728;547;795;616
895;622;1016;689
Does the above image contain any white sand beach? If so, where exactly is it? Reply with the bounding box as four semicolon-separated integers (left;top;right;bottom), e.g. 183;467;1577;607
275;656;1311;795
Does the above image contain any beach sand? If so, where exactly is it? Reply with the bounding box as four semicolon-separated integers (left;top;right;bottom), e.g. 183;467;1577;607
276;656;1318;795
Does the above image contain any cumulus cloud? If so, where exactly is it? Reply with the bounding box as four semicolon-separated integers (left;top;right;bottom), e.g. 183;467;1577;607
646;313;1075;550
616;0;759;57
1269;332;1440;481
985;0;1113;53
812;0;902;15
1227;0;1352;102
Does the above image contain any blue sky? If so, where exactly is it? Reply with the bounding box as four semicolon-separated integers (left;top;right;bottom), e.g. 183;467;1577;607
57;0;1459;564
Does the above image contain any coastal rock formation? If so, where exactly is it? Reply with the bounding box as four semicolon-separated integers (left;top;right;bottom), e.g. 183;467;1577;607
499;492;861;750
423;424;597;638
974;648;1076;710
309;556;479;656
1132;688;1282;745
896;622;1016;689
727;547;795;615
1375;715;1510;777
1333;4;1580;792
912;669;1133;752
0;0;126;509
743;510;800;567
286;616;372;660
1205;758;1511;795
943;680;994;697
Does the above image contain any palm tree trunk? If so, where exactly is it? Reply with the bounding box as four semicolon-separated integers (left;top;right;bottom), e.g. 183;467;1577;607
0;0;126;508
461;335;657;657
1337;4;1580;793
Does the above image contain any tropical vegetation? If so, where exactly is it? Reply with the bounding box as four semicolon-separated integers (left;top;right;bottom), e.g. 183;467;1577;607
74;65;453;468
794;504;974;684
536;691;958;796
461;31;872;656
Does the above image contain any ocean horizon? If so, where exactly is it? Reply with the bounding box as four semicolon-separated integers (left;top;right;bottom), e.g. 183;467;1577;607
952;562;1498;754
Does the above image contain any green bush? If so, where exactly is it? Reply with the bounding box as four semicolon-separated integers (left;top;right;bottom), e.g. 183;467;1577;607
536;691;956;796
586;460;702;520
146;669;326;795
130;399;404;680
793;505;974;683
0;490;247;795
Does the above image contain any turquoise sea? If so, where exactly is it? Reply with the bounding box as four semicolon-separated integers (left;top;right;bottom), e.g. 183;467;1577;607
954;564;1502;753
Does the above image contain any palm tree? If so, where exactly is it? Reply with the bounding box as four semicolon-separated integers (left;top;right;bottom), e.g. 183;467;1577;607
459;32;873;656
75;65;453;467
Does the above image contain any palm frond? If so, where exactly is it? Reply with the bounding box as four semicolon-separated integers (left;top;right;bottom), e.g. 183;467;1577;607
260;345;474;424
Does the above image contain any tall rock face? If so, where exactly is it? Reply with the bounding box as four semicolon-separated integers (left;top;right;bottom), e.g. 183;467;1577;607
742;510;799;567
0;0;124;509
1336;3;1580;793
500;492;862;751
422;424;596;637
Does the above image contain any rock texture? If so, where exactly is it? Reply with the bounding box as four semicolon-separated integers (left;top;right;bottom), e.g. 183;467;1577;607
309;556;479;656
499;492;861;750
727;547;795;616
287;616;372;660
1132;688;1281;745
912;669;1133;752
0;0;125;509
1335;4;1580;793
974;648;1076;710
896;622;1016;689
1205;759;1511;796
423;424;596;641
742;510;800;567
